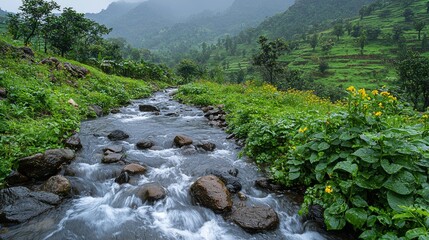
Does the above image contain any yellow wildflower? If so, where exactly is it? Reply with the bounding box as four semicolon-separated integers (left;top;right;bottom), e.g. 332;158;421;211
325;185;333;194
388;95;397;101
381;91;390;97
378;102;383;108
358;88;368;99
346;86;356;92
423;114;429;119
298;127;308;133
372;90;379;95
374;111;382;117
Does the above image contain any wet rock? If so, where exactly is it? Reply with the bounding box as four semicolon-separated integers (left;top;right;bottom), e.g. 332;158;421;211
237;192;247;201
303;205;325;228
201;106;214;113
103;145;123;153
102;153;124;164
206;169;242;194
0;88;7;99
136;182;166;203
42;175;71;196
136;140;154;150
231;206;279;233
139;104;160;112
5;171;29;186
190;175;232;213
255;178;286;192
196;142;216;152
111;108;121;114
0;187;61;224
174;135;193;147
123;163;147;175
65;133;82;150
115;172;130;184
108;130;129;141
165;112;179;117
40;57;61;67
89;105;103;117
63;62;89;78
19;47;34;58
181;145;197;155
18;149;75;180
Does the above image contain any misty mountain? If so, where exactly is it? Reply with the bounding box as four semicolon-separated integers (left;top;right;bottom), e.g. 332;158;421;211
88;0;293;49
0;8;7;16
254;0;376;40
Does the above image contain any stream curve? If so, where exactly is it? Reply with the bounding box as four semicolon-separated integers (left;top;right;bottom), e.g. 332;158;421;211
1;89;336;240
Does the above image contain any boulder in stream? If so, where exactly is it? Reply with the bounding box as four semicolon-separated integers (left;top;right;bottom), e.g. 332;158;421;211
123;163;147;175
174;135;193;147
0;187;61;224
139;104;160;112
18;149;75;180
5;170;29;186
65;133;82;150
190;175;232;213
89;105;103;117
102;153;124;164
136;140;154;150
136;182;166;203
42;175;71;196
103;145;123;153
231;206;279;233
206;169;241;194
196;141;216;152
115;172;130;184
108;130;129;141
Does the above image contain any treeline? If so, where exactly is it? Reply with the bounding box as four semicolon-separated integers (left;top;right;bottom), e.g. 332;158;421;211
6;0;173;82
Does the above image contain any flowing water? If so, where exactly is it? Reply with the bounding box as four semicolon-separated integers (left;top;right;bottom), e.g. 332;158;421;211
2;89;337;240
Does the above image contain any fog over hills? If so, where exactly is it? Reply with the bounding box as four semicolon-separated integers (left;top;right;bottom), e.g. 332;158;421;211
87;0;293;49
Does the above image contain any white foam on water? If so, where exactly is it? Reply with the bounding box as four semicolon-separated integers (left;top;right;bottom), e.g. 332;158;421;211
119;115;151;123
279;214;327;240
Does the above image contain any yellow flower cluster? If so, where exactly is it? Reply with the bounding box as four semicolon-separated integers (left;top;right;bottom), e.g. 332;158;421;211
423;114;429;120
298;127;308;133
374;111;382;117
325;185;333;194
347;86;356;92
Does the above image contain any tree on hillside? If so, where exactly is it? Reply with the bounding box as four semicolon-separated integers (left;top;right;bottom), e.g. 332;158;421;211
358;31;367;55
19;0;59;45
403;8;414;22
414;20;426;41
345;22;352;36
6;13;22;40
252;36;288;84
333;24;344;41
176;59;201;82
309;34;318;51
422;34;429;51
427;1;429;14
392;25;404;43
396;52;429;110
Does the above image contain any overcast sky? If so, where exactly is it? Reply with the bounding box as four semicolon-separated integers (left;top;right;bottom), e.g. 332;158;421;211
0;0;144;14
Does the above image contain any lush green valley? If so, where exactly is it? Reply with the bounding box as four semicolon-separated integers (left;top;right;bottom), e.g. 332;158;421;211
2;0;429;238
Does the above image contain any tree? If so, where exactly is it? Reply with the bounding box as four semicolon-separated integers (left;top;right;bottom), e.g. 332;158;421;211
403;8;414;22
366;27;381;41
321;39;334;53
345;22;352;36
396;52;429;110
252;36;288;84
176;59;201;82
414;20;426;41
319;59;329;73
6;13;22;40
19;0;59;45
427;1;429;14
422;34;429;51
358;31;367;55
392;25;404;43
309;34;318;51
333;24;344;41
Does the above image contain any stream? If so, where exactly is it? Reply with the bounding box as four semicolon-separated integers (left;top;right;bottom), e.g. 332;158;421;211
2;89;337;240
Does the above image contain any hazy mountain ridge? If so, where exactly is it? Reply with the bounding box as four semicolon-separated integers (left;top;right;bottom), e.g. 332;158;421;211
88;0;293;48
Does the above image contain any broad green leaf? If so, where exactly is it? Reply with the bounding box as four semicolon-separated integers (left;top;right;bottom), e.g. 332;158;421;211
359;230;378;240
339;131;355;141
380;232;400;240
315;162;327;172
333;161;358;176
289;172;300;181
392;212;414;220
318;142;330;151
351;195;368;208
387;191;414;212
406;228;428;239
345;208;367;228
377;215;392;225
338;180;352;192
326;200;348;215
355;174;385;190
383;170;416;195
381;159;403;174
367;215;377;227
324;212;346;230
352;148;378;163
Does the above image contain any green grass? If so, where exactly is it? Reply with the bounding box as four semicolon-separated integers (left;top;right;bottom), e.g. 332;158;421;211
0;37;163;184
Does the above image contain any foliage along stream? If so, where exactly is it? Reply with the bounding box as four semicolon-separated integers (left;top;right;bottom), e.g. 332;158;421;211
2;89;337;240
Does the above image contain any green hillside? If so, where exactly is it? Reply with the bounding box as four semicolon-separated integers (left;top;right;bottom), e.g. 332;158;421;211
0;36;167;184
198;0;429;96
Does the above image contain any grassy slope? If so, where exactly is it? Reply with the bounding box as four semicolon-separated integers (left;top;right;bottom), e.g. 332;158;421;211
0;36;160;183
208;0;429;90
